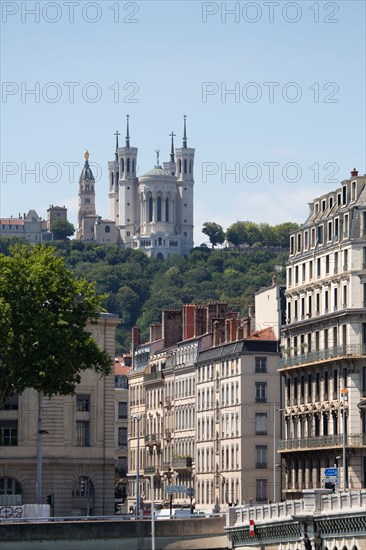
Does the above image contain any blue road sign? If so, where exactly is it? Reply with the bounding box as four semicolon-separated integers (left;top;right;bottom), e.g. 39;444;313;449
164;485;187;494
324;468;339;477
186;487;195;497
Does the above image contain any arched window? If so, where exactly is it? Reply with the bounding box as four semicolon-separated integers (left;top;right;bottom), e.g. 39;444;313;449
148;197;153;222
157;196;162;221
116;171;119;184
111;172;114;187
132;159;135;174
189;159;192;174
105;225;110;234
165;198;169;222
178;159;182;174
158;237;162;246
156;252;164;260
0;477;22;503
127;158;130;174
184;159;187;174
121;158;124;173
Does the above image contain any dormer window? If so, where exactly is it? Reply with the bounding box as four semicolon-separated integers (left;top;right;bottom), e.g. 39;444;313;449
342;186;347;205
322;199;326;212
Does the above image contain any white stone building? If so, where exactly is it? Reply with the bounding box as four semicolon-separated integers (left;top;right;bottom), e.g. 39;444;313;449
279;169;366;498
108;116;194;259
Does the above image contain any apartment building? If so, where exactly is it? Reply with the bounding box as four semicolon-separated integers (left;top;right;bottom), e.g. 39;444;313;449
279;169;366;498
114;355;131;512
127;297;281;513
0;313;119;516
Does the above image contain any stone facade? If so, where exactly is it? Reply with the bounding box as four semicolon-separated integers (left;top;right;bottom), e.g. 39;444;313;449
108;115;194;258
0;313;119;517
279;169;366;498
127;293;282;514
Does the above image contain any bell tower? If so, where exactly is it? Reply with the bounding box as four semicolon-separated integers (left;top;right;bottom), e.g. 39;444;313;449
175;116;195;254
77;150;96;239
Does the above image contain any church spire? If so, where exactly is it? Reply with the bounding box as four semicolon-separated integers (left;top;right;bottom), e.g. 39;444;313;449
125;114;130;148
114;130;120;161
183;115;187;149
170;131;176;163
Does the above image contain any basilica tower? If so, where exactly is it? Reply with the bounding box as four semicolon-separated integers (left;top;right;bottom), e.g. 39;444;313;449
77;150;97;241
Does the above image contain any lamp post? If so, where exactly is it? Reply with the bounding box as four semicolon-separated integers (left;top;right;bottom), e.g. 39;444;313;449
273;405;284;502
133;414;142;517
36;393;49;504
340;388;348;492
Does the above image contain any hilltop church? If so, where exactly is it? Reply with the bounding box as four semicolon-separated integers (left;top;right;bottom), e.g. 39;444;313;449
76;116;195;259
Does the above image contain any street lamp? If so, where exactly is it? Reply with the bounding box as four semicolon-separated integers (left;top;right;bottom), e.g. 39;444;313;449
340;388;348;492
273;405;284;502
36;393;49;504
132;414;142;517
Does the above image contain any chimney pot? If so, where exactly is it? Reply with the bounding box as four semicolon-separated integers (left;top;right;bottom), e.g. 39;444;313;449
351;168;358;177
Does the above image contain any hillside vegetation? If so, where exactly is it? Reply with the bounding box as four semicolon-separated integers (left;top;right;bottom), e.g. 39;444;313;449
0;225;295;353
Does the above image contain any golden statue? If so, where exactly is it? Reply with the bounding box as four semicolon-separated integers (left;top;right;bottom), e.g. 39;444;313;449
84;149;89;161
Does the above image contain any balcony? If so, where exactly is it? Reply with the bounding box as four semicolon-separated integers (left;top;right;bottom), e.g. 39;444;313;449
279;344;366;370
172;456;192;471
278;433;366;452
144;371;164;383
144;433;161;447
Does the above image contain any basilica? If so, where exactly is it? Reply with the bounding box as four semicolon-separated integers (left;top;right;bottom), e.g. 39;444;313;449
76;116;195;259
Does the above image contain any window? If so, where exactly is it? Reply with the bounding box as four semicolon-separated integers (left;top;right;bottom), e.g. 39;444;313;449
118;427;128;447
118;402;128;419
0;477;22;498
0;421;18;446
105;225;110;233
317;225;324;244
256;479;268;502
117;457;128;478
76;394;90;412
255;357;267;373
76;421;90;447
255;413;268;435
0;394;18;410
255;382;267;403
255;445;268;468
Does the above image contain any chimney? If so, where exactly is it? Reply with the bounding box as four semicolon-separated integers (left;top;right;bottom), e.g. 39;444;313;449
131;326;140;348
212;318;225;347
183;304;196;340
351;168;358;177
225;318;239;343
195;306;207;337
150;322;162;342
242;317;251;338
162;309;183;348
248;303;256;332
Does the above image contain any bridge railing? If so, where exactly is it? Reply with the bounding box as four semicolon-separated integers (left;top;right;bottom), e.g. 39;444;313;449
227;490;366;528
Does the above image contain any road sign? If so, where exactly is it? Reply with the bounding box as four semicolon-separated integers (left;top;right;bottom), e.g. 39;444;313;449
164;485;188;494
324;468;339;477
186;487;195;497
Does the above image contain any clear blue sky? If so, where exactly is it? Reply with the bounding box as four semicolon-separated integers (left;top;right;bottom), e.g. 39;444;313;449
1;0;365;245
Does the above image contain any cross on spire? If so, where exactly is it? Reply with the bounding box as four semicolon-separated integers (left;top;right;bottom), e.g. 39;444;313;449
125;114;130;148
169;131;176;163
114;130;120;160
183;115;187;148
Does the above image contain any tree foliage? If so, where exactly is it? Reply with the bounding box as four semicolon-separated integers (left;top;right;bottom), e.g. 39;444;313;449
0;245;112;404
51;219;75;240
202;222;225;248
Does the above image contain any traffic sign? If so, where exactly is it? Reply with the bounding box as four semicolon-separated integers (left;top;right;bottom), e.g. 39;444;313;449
164;485;188;493
324;468;339;477
186;487;195;497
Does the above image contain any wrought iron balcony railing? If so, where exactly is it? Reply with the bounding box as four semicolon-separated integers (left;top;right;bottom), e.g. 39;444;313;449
278;433;366;451
279;344;366;369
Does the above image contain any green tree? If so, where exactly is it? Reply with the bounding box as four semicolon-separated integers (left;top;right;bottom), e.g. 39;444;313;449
51;219;75;240
202;222;225;248
0;245;112;404
226;221;247;247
